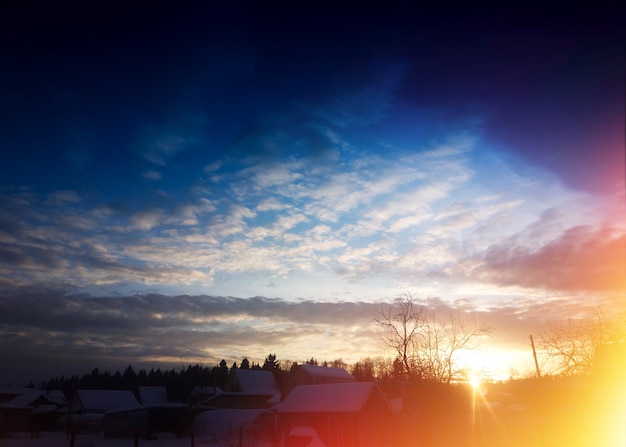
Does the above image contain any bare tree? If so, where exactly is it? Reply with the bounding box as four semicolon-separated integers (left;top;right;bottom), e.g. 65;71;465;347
416;313;491;383
375;293;491;383
539;308;626;375
375;293;424;376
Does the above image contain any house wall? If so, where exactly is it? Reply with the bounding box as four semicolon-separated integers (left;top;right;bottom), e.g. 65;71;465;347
104;409;149;438
280;410;392;447
67;394;84;413
0;407;32;435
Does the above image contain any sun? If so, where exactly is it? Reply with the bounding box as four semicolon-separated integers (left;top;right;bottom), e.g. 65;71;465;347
468;373;481;389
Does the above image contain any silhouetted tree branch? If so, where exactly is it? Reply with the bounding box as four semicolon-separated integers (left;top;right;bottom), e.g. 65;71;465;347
375;293;424;376
375;293;491;383
539;308;626;375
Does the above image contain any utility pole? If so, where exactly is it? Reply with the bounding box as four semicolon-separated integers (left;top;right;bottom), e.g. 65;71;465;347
529;335;541;378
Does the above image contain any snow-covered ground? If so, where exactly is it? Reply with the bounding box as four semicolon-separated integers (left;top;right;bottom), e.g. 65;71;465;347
1;432;276;447
2;432;191;447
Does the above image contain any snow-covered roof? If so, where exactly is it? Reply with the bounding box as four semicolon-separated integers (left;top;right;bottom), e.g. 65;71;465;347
296;365;355;381
7;390;44;406
233;370;278;392
42;390;67;405
75;390;140;412
138;386;169;405
231;370;280;403
0;389;64;407
286;426;327;447
31;405;57;415
275;382;383;413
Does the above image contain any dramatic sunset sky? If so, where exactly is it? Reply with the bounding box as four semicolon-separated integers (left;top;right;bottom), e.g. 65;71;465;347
1;3;624;385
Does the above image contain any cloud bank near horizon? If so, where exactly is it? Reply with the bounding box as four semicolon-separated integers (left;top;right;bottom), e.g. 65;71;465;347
1;284;618;385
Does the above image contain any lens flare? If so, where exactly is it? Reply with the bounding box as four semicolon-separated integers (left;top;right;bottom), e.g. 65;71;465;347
469;373;481;390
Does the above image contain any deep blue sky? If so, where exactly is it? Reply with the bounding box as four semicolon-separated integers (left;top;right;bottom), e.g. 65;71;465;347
0;2;624;384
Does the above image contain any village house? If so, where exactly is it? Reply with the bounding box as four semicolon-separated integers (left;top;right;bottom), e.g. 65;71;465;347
188;385;222;406
67;389;143;436
68;389;140;414
67;388;190;438
137;386;189;438
0;388;65;435
203;369;281;409
281;364;356;399
274;382;396;447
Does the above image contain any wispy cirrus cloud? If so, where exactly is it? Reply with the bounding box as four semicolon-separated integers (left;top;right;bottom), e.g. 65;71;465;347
141;170;163;180
45;190;82;205
0;130;623;303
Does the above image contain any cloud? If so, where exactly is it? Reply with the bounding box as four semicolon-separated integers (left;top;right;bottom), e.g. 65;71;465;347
0;133;621;305
2;283;616;385
0;286;385;383
141;170;163;180
128;208;166;231
476;225;626;292
256;198;289;212
45;190;82;205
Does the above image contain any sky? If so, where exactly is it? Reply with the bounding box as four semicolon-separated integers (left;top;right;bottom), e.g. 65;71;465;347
0;3;624;386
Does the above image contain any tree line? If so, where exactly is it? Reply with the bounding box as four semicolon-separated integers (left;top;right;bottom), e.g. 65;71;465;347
35;354;400;402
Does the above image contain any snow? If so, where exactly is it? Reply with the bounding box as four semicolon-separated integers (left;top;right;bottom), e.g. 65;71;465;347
5;390;45;407
228;370;281;405
191;409;276;447
0;388;65;407
0;432;189;447
285;426;327;447
192;408;273;433
287;426;319;437
232;370;279;394
72;390;140;413
42;390;67;406
275;382;378;413
296;365;355;382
